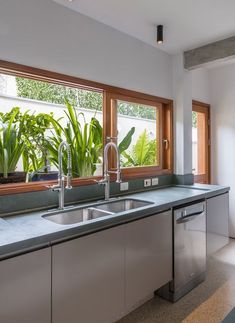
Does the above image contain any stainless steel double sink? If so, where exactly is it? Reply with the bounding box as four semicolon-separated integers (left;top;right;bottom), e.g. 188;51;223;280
43;199;153;225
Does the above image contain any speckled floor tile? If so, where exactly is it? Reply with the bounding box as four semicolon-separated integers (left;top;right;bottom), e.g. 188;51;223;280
182;280;235;323
118;240;235;323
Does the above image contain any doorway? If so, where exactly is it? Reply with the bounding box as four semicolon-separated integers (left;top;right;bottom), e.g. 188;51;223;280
192;100;211;184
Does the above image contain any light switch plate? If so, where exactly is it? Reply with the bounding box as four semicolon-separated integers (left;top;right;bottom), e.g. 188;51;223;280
144;179;151;187
120;182;129;191
152;177;159;186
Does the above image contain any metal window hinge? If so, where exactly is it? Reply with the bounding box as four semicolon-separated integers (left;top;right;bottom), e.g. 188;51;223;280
106;136;117;142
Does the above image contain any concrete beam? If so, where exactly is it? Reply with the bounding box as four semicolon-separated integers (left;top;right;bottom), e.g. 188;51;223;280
184;36;235;70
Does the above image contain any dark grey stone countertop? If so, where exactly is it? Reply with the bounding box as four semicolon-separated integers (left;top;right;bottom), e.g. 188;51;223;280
0;184;229;260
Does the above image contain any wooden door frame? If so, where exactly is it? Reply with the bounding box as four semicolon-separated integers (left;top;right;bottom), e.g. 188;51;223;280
192;100;211;184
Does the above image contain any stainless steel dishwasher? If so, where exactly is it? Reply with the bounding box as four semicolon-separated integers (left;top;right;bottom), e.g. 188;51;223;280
157;200;206;302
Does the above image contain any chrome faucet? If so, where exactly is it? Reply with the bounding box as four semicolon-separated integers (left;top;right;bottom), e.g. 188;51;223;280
98;142;121;200
50;141;72;210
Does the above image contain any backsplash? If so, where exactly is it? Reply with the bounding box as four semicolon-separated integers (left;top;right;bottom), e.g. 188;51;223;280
0;174;194;216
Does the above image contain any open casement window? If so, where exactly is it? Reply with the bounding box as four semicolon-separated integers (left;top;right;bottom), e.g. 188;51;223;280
192;101;211;184
104;92;173;179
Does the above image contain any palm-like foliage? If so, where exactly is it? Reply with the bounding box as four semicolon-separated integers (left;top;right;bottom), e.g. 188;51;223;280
0;109;25;177
46;101;136;177
0;100;137;180
46;100;103;177
118;127;135;155
121;129;157;167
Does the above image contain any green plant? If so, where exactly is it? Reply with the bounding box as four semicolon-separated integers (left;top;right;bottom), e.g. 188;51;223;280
0;107;54;174
0;109;25;177
192;111;197;128
0;99;136;180
47;100;135;178
16;77;103;111
46;100;103;177
20;112;54;174
16;77;156;119
121;129;157;167
118;127;135;155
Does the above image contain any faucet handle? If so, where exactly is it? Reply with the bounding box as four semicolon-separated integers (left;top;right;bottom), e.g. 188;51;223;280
46;184;60;191
116;170;122;183
98;179;107;185
94;178;108;186
65;174;72;190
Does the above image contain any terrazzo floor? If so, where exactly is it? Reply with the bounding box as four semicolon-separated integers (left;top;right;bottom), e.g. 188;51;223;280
118;239;235;323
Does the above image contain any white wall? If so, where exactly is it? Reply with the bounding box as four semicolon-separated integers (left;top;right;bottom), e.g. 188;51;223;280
192;69;210;104
0;0;201;177
173;54;193;175
0;0;172;99
209;63;235;237
172;58;211;176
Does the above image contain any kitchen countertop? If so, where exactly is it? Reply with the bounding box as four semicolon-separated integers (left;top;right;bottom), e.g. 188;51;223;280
0;184;229;260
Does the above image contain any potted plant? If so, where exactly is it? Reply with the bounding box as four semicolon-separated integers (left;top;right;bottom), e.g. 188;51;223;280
0;110;25;184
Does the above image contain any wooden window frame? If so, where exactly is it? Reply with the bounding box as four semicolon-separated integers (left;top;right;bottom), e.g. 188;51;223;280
192;100;211;184
0;60;173;195
105;92;173;180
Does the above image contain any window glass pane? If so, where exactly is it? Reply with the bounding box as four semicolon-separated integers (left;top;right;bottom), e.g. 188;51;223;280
192;111;206;175
192;111;198;174
0;73;103;184
116;100;159;167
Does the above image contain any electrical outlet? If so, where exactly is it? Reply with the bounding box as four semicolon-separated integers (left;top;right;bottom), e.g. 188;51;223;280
120;182;129;191
152;177;159;186
144;179;151;187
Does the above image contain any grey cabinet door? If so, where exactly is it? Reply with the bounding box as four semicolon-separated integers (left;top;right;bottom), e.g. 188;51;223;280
0;248;51;323
52;226;125;323
207;192;229;255
125;211;172;309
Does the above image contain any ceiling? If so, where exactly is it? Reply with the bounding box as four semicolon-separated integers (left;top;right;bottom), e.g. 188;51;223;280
53;0;235;54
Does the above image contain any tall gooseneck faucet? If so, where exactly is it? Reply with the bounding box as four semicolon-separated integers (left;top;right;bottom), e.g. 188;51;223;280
50;141;72;209
98;142;121;200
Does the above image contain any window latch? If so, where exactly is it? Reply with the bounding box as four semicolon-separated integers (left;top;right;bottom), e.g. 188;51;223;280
163;139;169;150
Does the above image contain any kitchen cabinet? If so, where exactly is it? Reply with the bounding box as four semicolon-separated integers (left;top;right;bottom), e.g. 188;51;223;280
125;210;172;310
0;248;51;323
52;226;125;323
207;192;229;255
52;210;173;322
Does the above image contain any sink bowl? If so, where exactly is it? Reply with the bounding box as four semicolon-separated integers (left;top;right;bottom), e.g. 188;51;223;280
42;198;153;225
97;199;152;213
43;207;112;225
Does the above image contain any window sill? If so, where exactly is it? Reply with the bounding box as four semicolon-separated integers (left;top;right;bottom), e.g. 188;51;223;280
0;177;102;196
0;169;173;196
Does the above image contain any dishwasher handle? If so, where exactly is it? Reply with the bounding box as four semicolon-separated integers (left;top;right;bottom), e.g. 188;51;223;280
176;210;205;224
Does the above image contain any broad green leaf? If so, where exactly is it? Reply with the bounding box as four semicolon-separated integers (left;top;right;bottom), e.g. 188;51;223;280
118;127;135;154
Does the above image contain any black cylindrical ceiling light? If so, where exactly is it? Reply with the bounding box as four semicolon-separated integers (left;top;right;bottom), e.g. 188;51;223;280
157;25;163;44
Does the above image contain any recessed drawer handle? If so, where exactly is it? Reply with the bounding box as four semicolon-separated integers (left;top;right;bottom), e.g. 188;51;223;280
176;211;204;224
